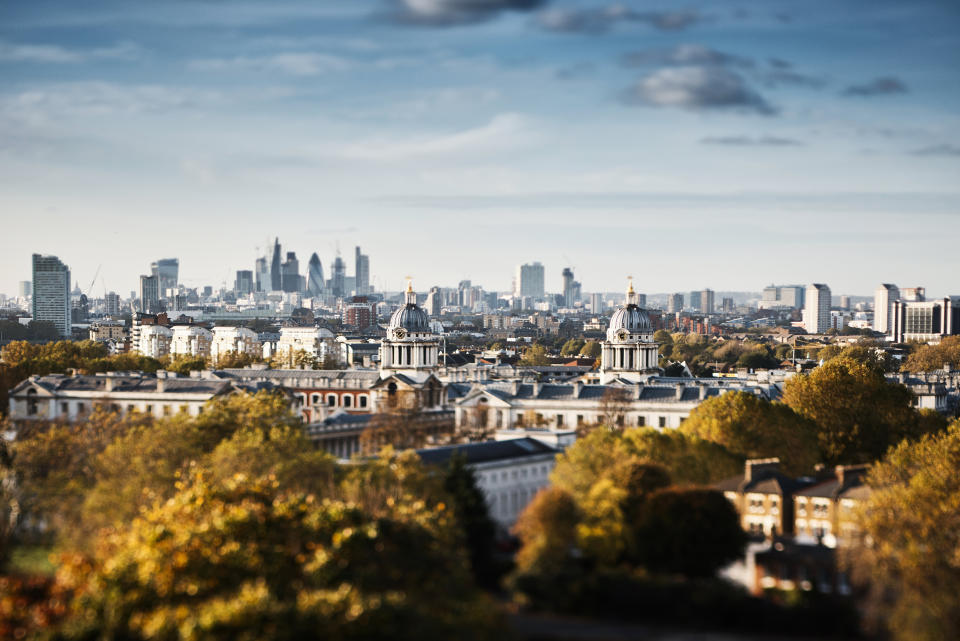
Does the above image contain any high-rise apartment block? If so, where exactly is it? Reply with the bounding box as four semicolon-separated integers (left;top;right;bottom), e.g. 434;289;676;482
874;283;899;334
18;281;31;298
515;262;545;299
901;287;925;302
32;254;71;336
689;290;701;312
760;285;805;310
427;287;442;316
105;292;121;316
667;293;684;313
590;293;604;314
139;275;160;313
700;289;715;314
805;283;832;334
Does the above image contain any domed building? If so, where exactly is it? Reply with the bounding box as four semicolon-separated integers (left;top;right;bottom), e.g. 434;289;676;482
599;278;660;383
379;279;440;374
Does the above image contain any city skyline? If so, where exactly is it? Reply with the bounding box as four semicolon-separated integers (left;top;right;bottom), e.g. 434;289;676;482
2;0;959;295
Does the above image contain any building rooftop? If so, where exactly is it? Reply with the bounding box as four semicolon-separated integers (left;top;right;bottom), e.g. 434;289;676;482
417;437;557;467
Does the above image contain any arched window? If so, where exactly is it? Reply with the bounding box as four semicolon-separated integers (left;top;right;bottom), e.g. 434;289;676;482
343;395;352;408
311;394;321;405
327;394;337;407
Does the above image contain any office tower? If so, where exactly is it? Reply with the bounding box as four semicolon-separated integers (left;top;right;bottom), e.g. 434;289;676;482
515;262;545;299
457;280;472;308
307;253;325;296
760;285;805;310
901;287;925;302
355;246;370;296
722;297;734;313
18;281;31;298
150;258;179;297
427;286;442;316
700;289;715;314
890;297;960;343
105;292;121;316
839;295;851;311
805;283;832;334
689;291;702;312
139;275;160;313
874;283;899;334
667;293;684;313
331;256;346;297
270;238;282;291
235;270;254;296
254;257;269;292
561;268;575;307
32;254;71;336
281;252;300;293
590;293;604;314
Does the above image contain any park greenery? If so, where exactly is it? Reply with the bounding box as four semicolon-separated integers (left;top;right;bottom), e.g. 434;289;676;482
0;393;503;639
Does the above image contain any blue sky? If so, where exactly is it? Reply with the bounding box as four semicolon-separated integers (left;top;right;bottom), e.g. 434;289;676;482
1;0;958;298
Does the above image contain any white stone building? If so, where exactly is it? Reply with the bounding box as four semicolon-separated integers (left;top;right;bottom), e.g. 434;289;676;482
137;324;173;358
210;326;261;363
275;326;335;364
170;325;213;358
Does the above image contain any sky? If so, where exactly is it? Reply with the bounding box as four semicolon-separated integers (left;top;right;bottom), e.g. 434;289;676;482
1;0;959;298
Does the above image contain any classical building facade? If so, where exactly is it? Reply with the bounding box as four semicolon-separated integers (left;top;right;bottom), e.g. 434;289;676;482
599;279;659;383
379;280;440;375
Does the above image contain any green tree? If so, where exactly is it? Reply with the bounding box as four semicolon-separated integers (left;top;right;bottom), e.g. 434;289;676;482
443;456;499;588
623;428;743;485
560;339;585;356
782;357;936;465
847;421;960;641
579;341;601;359
736;348;778;370
632;487;746;578
518;344;550;366
513;487;579;575
679;392;820;476
165;355;207;376
51;472;503;641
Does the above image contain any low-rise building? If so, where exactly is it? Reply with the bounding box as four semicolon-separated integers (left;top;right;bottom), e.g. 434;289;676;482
417;437;558;531
275;326;335;364
716;458;812;539
210;326;261;363
793;465;870;548
170;325;213;358
137;324;173;358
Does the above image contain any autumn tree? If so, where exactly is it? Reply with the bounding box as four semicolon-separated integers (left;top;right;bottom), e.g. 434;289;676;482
902;335;960;372
782;357;938;465
623;427;743;485
846;421;960;641
50;471;504;641
513;487;580;575
518;344;550;366
597;386;632;431
579;341;601;359
679;391;820;476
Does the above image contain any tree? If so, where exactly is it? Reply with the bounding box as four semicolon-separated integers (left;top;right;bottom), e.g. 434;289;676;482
847;421;960;641
518;344;550;366
679;391;820;476
50;471;503;641
736;348;778;370
443;456;499;588
513;487;579;574
165;355;207;376
623;428;743;485
579;341;601;359
597;386;632;431
902;335;960;372
632;487;746;578
560;339;585;356
782;357;937;465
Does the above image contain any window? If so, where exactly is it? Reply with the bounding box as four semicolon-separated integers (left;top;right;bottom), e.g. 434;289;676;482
163;405;172;416
145;404;153;415
343;395;352;408
61;402;69;415
327;394;337;407
638;416;645;427
77;402;86;415
658;416;666;428
312;394;321;405
26;389;38;416
359;395;368;408
127;405;135;413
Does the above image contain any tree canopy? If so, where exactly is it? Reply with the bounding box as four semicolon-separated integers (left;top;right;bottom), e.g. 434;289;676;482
902;335;960;372
847;420;960;641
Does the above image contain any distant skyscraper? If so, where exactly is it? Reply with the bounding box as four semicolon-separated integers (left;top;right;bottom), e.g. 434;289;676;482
427;286;442;316
32;254;71;336
689;291;702;312
839;295;851;311
18;281;31;298
355;246;370;295
307;253;325;296
700;289;715;314
270;238;282;291
901;287;925;302
515;262;545;299
331;256;346;297
255;257;269;292
458;280;472;308
722;297;734;313
235;270;254;296
667;293;683;313
805;283;832;334
150;258;179;297
590;293;604;314
561;268;575;307
874;283;899;334
760;284;805;310
105;291;121;316
281;252;300;293
139;275;160;313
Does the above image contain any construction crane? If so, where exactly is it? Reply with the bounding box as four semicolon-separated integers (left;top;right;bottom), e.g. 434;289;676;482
85;264;102;297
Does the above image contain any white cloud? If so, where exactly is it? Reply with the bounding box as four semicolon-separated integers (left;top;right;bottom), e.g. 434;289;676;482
0;40;141;63
624;65;775;115
189;52;351;76
337;112;533;160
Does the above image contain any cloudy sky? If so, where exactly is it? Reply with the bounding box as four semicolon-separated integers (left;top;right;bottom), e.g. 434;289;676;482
2;0;958;298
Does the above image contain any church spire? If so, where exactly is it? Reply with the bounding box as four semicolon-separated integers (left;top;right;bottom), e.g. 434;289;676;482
626;276;638;306
405;276;416;305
